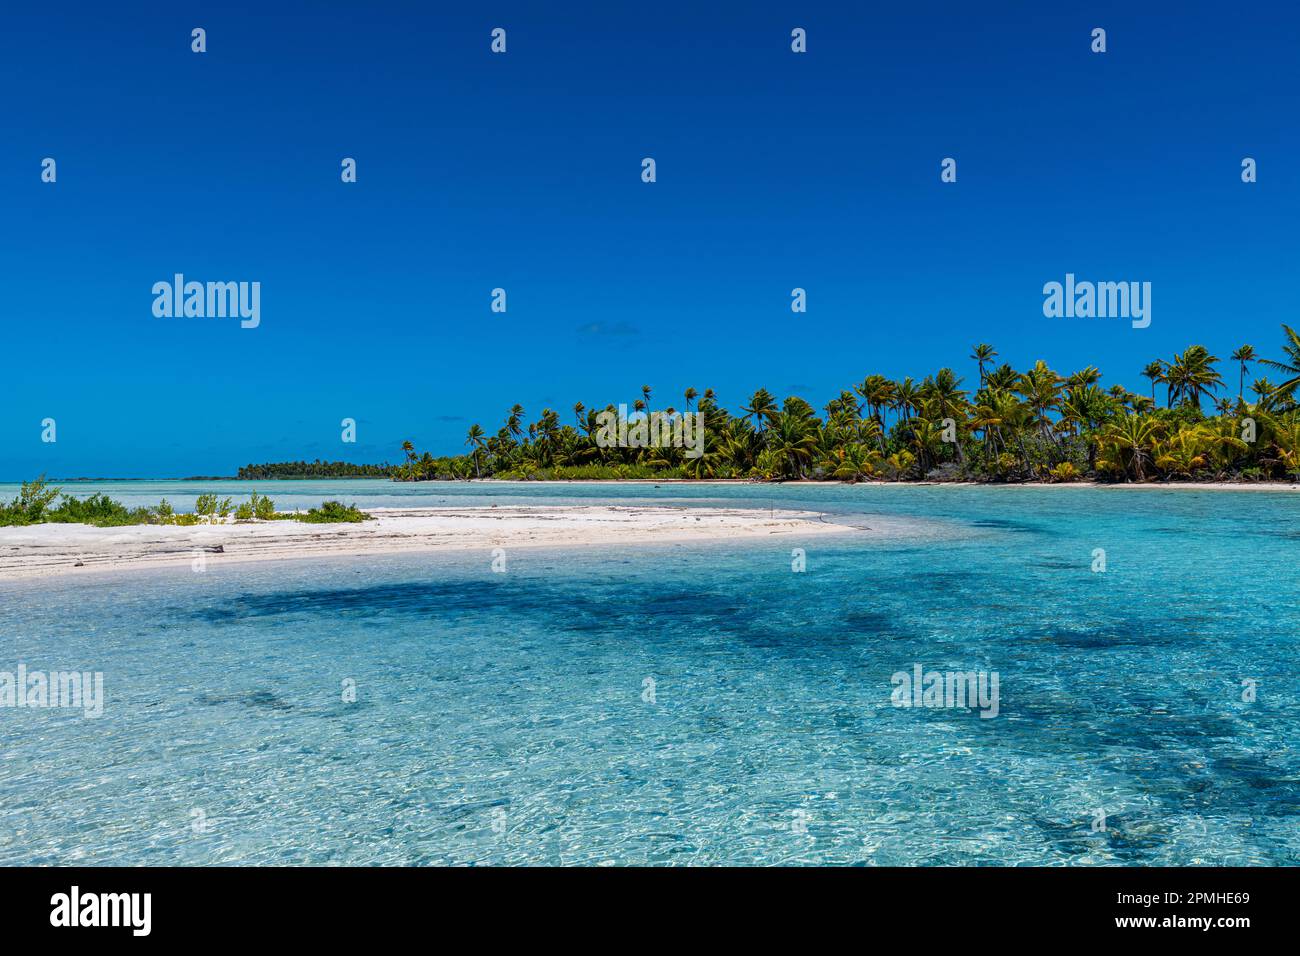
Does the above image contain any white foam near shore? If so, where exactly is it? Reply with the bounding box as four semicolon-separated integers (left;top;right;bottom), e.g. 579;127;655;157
0;506;861;580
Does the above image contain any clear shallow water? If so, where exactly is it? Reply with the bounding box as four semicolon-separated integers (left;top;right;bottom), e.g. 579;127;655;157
2;484;1299;865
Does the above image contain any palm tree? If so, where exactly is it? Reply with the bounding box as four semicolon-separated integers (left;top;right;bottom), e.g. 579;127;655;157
1102;415;1162;481
1061;383;1114;469
418;451;435;478
1230;345;1256;402
684;387;698;411
892;378;920;422
908;418;945;473
1066;366;1102;388
506;405;524;438
1141;361;1166;405
641;384;652;411
766;411;817;479
854;375;896;449
1165;346;1223;410
465;424;487;478
971;344;998;385
829;443;879;482
1258;325;1300;408
1154;429;1209;477
1016;361;1062;444
1251;377;1277;410
742;389;778;432
868;376;897;435
968;402;1004;458
919;368;969;463
1270;418;1300;478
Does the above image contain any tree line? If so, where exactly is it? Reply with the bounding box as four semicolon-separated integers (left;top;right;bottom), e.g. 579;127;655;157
384;325;1300;482
236;460;396;480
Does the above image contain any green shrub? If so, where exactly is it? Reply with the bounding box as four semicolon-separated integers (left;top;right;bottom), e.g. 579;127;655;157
253;491;275;519
289;500;371;523
47;494;150;527
233;492;276;520
0;476;61;526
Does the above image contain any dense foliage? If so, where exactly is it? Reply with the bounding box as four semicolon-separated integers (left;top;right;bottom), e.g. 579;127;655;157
396;327;1300;483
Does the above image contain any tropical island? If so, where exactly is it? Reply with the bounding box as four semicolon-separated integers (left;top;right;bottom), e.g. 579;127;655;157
395;327;1300;484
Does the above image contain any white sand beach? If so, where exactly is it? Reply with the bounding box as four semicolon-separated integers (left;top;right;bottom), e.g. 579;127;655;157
0;506;859;580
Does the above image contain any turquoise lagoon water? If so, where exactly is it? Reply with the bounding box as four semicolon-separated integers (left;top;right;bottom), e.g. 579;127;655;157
1;481;1298;865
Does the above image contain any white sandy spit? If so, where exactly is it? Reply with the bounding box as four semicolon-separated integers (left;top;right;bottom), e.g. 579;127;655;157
0;506;860;580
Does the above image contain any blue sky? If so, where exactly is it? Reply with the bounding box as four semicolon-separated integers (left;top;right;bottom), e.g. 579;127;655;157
2;1;1296;477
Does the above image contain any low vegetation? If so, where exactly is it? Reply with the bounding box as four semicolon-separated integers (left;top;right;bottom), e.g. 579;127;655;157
0;480;372;527
291;500;371;523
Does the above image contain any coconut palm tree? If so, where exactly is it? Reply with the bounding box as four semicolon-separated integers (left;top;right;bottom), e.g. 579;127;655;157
1270;418;1300;478
465;424;487;478
908;418;946;473
968;401;1004;458
971;344;998;386
1016;361;1062;445
1230;345;1256;402
1066;366;1102;389
1251;377;1277;410
868;377;898;435
1258;325;1300;408
1101;415;1162;481
766;411;818;479
892;378;921;423
1155;429;1209;477
1164;346;1223;410
742;388;778;433
1141;361;1166;406
506;404;524;438
829;443;879;482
